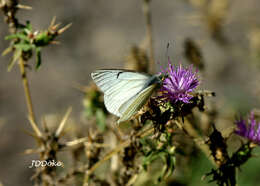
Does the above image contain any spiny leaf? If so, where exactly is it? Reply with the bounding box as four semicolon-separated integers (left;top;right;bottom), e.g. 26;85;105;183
2;46;13;56
142;150;165;169
35;47;41;70
158;154;175;181
7;49;22;72
14;43;34;51
5;33;30;42
5;34;17;40
35;31;53;46
26;21;32;31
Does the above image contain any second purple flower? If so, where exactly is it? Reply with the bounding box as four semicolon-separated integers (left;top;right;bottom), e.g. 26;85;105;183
235;112;260;145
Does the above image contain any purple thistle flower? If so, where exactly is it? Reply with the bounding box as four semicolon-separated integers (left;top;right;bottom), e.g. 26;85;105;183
235;112;260;145
160;62;200;103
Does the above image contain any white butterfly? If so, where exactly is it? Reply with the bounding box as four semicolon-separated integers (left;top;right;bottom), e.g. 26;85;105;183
91;69;162;123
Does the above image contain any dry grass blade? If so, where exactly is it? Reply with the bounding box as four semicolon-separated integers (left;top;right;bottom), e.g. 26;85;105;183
16;4;32;10
23;147;44;155
55;107;72;137
84;142;110;148
64;137;109;148
64;137;89;147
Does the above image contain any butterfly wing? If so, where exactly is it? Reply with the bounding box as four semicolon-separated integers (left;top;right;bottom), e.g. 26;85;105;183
117;83;157;123
91;70;151;117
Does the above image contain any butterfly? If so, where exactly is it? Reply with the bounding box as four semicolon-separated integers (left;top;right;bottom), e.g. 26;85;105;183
91;69;162;123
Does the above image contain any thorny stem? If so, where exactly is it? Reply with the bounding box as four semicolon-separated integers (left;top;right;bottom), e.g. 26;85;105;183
0;0;19;33
1;0;38;128
83;126;154;186
19;57;37;125
143;0;155;74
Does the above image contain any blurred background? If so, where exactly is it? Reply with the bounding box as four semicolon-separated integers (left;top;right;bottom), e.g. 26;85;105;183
1;0;260;185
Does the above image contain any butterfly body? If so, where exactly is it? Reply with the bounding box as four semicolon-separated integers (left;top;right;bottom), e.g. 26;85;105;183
91;69;161;123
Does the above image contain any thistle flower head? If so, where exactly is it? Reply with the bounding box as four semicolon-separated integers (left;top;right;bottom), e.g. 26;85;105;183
235;112;260;145
160;61;199;103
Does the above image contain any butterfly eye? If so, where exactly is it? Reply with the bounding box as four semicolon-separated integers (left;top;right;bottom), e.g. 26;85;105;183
158;74;167;82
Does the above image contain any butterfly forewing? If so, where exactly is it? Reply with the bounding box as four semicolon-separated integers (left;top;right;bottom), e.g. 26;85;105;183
91;70;150;92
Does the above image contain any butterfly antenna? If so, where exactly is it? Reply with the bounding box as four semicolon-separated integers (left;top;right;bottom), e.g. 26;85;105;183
157;42;171;74
166;42;174;65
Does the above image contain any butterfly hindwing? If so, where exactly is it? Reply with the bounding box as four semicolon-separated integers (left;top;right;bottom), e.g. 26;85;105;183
104;79;150;116
117;83;157;123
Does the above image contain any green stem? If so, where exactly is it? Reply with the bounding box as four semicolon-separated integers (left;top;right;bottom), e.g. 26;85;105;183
19;57;37;124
